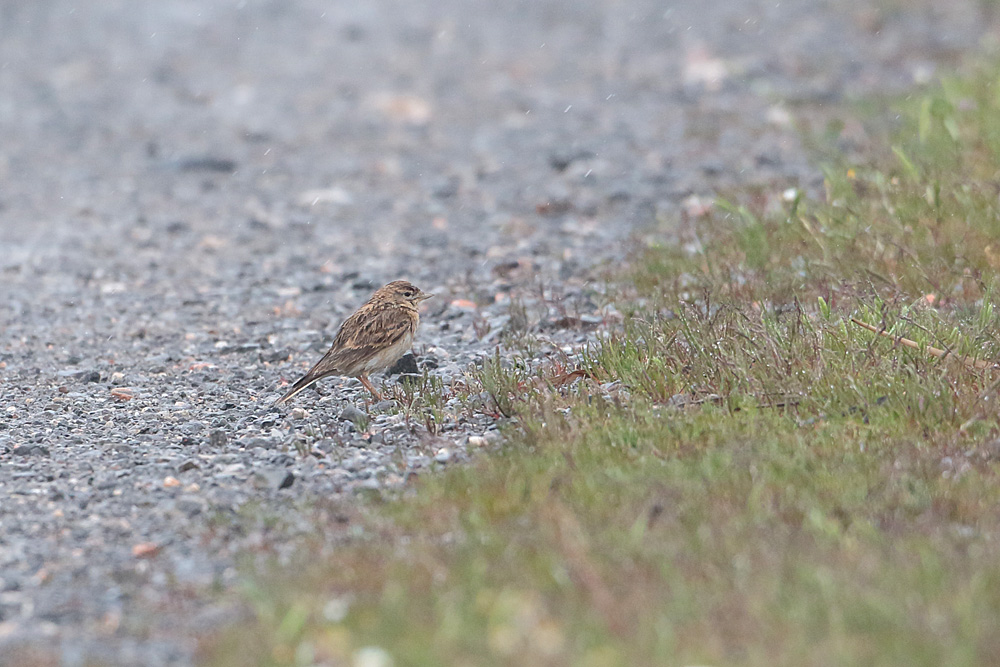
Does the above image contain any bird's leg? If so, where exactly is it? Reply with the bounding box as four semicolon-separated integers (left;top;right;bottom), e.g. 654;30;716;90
357;374;382;401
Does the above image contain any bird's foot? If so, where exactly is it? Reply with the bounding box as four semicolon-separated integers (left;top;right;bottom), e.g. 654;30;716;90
358;375;383;402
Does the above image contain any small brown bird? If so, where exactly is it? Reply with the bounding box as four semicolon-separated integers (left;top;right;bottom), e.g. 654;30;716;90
275;280;433;405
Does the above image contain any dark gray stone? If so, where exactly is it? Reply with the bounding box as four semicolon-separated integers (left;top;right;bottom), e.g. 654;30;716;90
12;444;49;457
387;352;419;377
340;405;368;425
257;469;295;491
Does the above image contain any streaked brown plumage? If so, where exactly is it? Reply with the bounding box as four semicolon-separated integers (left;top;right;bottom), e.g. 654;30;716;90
275;280;432;405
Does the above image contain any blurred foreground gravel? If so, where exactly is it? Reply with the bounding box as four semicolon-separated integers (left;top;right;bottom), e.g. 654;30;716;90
0;0;993;663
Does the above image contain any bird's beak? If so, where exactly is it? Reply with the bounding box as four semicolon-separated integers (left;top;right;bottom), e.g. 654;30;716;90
416;292;434;302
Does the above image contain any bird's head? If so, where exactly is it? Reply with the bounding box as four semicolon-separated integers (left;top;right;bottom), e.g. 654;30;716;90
378;280;434;305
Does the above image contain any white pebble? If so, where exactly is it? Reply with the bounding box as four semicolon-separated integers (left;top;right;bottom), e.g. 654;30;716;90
353;646;394;667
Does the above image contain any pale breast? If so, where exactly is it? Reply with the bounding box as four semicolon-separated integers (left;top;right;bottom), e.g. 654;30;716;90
361;327;415;374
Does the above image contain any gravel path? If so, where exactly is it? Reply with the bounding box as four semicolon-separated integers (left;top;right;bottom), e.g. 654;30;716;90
0;0;992;663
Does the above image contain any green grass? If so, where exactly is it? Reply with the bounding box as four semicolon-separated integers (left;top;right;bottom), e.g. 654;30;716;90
202;60;1000;666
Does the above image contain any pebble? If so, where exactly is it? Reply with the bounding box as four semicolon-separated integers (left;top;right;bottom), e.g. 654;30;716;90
257;469;295;491
314;439;338;454
349;478;376;491
218;463;247;477
407;455;430;468
132;543;161;559
260;348;292;363
13;444;50;457
344;455;366;473
340;405;368;425
57;369;101;383
387;352;419;376
354;646;394;667
176;495;207;517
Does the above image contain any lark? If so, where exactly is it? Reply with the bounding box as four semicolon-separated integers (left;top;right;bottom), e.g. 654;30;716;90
274;280;433;405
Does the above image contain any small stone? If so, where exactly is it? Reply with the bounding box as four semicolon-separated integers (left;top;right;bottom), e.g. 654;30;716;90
435;448;451;463
178;459;199;472
163;476;181;488
110;388;134;401
549;149;595;172
323;597;351;623
180;421;205;435
219;463;247;476
209;430;228;448
290;407;311;420
269;453;296;467
353;646;394;667
407;454;430;468
314;439;338;454
132;542;160;559
13;444;50;457
260;347;292;363
340;405;368;425
176;156;237;173
217;343;261;355
57;369;101;382
344;455;366;473
373;400;395;412
257;469;295;490
383;473;405;487
468;392;493;410
387;352;419;376
176;495;206;517
110;372;125;384
297;186;354;207
95;477;117;491
467;436;487;448
166;220;190;234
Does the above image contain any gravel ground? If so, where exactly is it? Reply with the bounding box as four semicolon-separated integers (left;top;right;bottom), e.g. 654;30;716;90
0;0;994;663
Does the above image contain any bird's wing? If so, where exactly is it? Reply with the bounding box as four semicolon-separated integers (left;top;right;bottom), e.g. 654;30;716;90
324;303;415;373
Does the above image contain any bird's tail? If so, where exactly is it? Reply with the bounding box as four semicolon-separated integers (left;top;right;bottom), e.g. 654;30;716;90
273;370;325;406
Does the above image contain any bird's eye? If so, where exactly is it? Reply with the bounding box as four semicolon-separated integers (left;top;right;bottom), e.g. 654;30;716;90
404;290;413;297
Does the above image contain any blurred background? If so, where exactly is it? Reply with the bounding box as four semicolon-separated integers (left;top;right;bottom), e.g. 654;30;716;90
1;0;984;289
